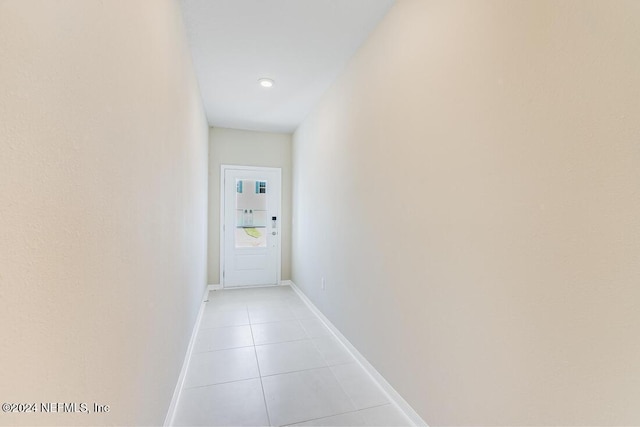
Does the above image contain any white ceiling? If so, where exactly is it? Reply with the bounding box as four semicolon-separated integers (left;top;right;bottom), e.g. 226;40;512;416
179;0;396;133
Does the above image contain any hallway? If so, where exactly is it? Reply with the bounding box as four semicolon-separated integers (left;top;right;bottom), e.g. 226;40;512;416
3;1;640;425
172;286;411;426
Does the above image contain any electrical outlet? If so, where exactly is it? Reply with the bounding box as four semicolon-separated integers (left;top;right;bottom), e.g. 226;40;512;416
321;277;326;291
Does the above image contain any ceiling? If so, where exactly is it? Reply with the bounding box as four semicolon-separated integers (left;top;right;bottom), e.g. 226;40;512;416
179;0;396;133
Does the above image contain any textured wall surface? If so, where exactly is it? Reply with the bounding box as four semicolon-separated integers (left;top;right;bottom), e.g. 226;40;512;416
0;0;208;425
208;127;292;284
292;0;640;425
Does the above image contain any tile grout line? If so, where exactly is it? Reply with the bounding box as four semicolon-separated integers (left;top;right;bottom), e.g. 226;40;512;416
185;350;354;388
289;283;420;426
254;336;309;347
248;306;274;427
182;375;261;391
260;364;329;380
325;362;360;416
194;333;321;354
251;292;349;425
286;402;393;427
198;323;251;331
193;344;254;354
298;305;365;423
284;290;397;426
187;288;394;426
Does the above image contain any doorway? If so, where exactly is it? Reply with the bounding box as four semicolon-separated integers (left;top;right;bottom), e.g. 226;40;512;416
220;165;281;287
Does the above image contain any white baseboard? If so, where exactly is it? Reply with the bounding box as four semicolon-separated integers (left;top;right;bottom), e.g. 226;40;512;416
164;286;209;426
209;282;290;291
288;281;428;427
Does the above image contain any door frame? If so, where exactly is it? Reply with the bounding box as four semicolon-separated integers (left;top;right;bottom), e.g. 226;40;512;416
219;164;282;288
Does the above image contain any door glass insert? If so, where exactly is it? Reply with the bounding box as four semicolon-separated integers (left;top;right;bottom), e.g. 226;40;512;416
235;179;267;248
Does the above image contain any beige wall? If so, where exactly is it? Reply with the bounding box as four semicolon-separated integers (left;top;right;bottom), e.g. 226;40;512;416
0;1;208;425
209;127;292;284
293;0;640;425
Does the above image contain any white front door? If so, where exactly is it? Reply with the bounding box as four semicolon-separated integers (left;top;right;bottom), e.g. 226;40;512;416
222;166;281;287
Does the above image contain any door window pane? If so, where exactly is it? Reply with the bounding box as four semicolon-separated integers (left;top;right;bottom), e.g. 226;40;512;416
235;179;267;248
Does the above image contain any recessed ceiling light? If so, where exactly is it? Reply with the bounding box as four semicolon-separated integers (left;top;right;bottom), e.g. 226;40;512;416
258;78;274;88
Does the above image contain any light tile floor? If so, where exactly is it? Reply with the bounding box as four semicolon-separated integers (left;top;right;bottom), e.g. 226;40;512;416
173;285;413;427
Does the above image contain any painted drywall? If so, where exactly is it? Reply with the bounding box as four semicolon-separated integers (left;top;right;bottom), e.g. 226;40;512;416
208;127;292;284
0;1;208;425
292;0;640;425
